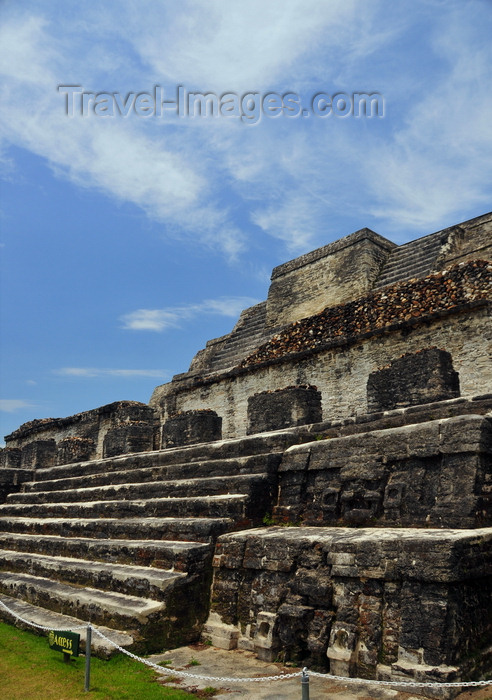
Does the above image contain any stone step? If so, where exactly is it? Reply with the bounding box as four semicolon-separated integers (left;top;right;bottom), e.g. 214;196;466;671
0;550;185;600
208;304;271;370
0;494;252;521
375;238;444;288
377;269;434;287
220;321;265;337
380;250;437;269
24;454;281;493
32;433;295;482
0;570;165;633
213;340;267;362
0;516;233;542
379;253;437;275
0;532;211;572
377;256;436;278
213;325;267;344
10;473;273;505
387;240;440;260
0;593;133;657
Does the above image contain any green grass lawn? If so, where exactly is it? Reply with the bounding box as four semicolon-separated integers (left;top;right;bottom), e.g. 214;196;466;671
0;621;193;699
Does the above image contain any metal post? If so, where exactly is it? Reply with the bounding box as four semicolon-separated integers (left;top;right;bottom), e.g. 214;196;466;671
84;624;92;692
301;667;310;700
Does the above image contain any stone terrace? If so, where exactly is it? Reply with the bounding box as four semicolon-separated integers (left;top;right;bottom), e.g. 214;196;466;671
0;212;490;687
0;430;299;654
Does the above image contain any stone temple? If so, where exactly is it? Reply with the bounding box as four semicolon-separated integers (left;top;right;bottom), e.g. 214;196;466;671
0;212;491;687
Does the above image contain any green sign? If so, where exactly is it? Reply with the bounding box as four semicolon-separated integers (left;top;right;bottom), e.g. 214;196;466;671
48;630;80;657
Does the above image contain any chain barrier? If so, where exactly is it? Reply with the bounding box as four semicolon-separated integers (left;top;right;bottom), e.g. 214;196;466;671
1;597;492;689
308;670;492;689
0;598;87;632
92;627;301;683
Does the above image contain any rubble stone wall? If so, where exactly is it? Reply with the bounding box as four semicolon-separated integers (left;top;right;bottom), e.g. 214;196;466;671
0;467;33;503
161;410;222;448
366;348;460;412
247;385;322;434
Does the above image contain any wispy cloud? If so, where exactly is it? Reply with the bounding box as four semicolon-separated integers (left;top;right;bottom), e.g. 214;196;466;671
121;296;259;331
54;368;169;379
0;0;490;257
0;399;36;413
365;5;492;231
0;6;245;257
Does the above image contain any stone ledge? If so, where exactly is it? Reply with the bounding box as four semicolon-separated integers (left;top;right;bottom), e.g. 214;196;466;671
5;401;155;443
271;228;395;280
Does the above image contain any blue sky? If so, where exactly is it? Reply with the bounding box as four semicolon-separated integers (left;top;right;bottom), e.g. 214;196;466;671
0;0;491;443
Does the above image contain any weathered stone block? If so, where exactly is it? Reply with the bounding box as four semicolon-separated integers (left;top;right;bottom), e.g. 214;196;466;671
56;437;95;465
205;527;492;683
367;348;460;412
265;228;394;328
275;416;492;528
20;440;56;469
253;610;281;661
0;467;32;502
247;385;322;434
0;448;21;469
103;423;154;458
162;410;222;448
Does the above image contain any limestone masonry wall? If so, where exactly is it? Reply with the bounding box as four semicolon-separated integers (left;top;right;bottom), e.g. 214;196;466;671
265;228;394;327
274;415;492;529
152;301;491;441
3;401;156;464
151;252;491;443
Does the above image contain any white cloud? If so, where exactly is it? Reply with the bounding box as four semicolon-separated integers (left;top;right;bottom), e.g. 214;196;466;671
121;0;375;90
0;399;36;413
364;4;492;231
120;310;181;332
0;7;245;256
54;368;169;379
0;0;490;256
121;296;259;331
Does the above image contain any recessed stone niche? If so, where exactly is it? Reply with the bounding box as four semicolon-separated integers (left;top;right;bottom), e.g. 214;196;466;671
162;410;222;448
366;347;460;412
247;385;322;435
103;423;154;458
20;440;56;469
0;448;21;469
56;437;95;465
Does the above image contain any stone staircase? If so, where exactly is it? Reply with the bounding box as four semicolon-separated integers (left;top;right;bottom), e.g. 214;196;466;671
374;230;446;288
208;302;274;372
0;433;294;655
